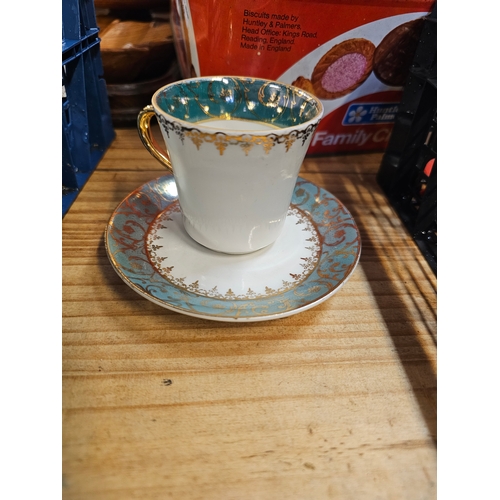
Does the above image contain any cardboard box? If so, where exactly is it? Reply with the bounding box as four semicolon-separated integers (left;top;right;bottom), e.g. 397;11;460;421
171;0;435;155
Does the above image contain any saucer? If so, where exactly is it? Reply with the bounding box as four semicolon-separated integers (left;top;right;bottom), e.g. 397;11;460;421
104;175;361;322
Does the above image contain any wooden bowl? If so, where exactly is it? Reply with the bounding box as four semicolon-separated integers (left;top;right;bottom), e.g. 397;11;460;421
95;0;166;9
99;19;175;83
106;61;181;127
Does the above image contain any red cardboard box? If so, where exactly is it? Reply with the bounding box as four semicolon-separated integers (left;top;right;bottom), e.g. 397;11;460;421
171;0;435;155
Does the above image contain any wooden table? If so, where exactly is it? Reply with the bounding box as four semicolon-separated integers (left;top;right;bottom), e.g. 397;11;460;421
62;127;437;499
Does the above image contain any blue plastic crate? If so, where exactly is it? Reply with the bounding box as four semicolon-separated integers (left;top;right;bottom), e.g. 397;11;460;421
62;0;115;217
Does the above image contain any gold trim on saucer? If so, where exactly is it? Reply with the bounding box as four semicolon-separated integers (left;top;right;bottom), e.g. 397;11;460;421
146;202;321;300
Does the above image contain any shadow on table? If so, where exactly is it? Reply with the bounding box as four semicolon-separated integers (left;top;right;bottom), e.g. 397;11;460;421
336;172;437;445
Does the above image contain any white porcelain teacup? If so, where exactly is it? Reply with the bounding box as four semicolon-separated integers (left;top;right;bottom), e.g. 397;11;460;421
138;76;323;254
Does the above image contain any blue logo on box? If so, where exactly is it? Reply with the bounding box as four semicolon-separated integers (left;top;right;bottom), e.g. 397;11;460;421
342;103;399;126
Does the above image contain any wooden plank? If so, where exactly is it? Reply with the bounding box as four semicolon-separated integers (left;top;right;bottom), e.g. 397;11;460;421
62;127;437;500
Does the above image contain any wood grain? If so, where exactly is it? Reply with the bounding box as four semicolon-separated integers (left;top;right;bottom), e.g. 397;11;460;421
62;128;437;499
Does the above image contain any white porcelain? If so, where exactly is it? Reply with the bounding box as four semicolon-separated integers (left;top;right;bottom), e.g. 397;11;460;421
138;76;324;254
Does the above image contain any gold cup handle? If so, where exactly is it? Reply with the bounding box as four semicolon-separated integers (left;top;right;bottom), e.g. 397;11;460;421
137;105;173;173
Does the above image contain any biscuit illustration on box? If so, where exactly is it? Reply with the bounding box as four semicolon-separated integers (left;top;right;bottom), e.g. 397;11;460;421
373;18;425;86
293;38;375;99
291;76;315;95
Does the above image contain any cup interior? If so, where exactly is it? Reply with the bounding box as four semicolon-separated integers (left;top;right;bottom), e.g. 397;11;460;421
154;76;322;129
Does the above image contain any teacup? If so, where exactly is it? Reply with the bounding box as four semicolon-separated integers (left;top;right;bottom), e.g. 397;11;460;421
137;76;323;254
